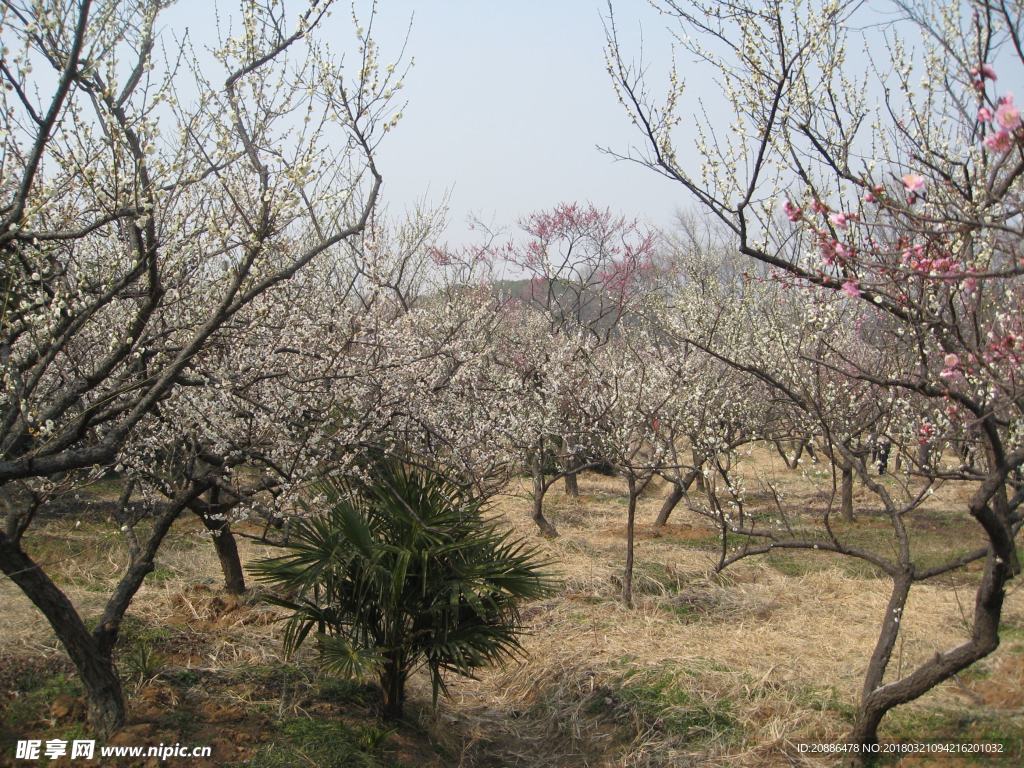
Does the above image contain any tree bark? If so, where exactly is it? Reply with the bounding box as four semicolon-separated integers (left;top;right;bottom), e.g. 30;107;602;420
564;469;579;497
653;480;684;529
531;456;558;537
848;555;1008;752
652;467;702;529
200;514;246;595
691;447;705;490
841;463;855;522
773;439;806;469
0;533;125;736
563;435;580;497
195;487;246;594
623;475;637;608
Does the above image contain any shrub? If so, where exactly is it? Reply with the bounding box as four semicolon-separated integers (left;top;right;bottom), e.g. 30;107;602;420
251;459;556;718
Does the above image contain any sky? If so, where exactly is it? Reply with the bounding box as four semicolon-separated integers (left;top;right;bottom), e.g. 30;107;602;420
166;0;689;246
358;1;686;244
160;1;1023;249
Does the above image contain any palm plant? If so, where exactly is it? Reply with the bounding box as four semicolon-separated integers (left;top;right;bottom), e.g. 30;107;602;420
250;459;556;719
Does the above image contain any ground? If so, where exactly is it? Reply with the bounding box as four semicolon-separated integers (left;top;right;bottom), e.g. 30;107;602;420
1;447;1021;767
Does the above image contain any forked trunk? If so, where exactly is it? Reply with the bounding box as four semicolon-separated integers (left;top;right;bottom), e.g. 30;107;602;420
773;439;806;469
531;458;558;537
845;463;1018;758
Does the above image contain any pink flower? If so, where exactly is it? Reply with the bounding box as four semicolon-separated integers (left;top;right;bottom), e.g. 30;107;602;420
811;199;829;215
428;246;451;266
971;63;998;81
918;422;935;445
996;95;1021;130
841;279;861;298
818;239;839;265
863;190;877;204
984;129;1013;153
902;174;927;205
978;106;993;123
782;200;803;222
940;353;962;380
901;174;926;193
829;212;855;229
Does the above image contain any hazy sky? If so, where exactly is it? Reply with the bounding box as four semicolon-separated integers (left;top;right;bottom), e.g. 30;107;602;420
361;1;686;244
156;1;1024;247
156;1;691;246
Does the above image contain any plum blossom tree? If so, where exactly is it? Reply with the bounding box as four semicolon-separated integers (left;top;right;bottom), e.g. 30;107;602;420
583;327;682;606
648;237;773;531
122;207;449;596
608;0;1024;753
442;203;661;537
0;0;400;734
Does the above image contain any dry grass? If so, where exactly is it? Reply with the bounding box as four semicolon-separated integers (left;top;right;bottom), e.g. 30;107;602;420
1;450;1022;767
418;453;1024;767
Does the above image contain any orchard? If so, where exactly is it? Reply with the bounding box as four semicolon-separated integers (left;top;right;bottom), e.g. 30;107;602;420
0;1;1020;766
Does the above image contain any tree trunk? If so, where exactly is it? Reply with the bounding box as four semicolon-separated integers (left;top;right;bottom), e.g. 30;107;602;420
918;442;931;468
774;439;805;469
691;448;705;491
841;463;855;522
192;487;245;594
531;457;558;537
380;652;406;720
653;466;702;529
0;533;125;736
653;480;684;529
845;459;1018;755
847;556;1008;752
805;441;818;463
204;516;246;595
623;475;637;608
563;435;580;497
564;469;579;498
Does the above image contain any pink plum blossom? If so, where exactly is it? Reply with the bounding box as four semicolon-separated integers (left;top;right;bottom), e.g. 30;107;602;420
829;212;852;229
782;200;803;222
917;422;935;446
995;95;1021;130
901;174;926;193
902;174;927;204
841;279;861;298
978;106;993;122
940;353;960;379
971;63;997;80
984;129;1013;153
818;239;853;266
